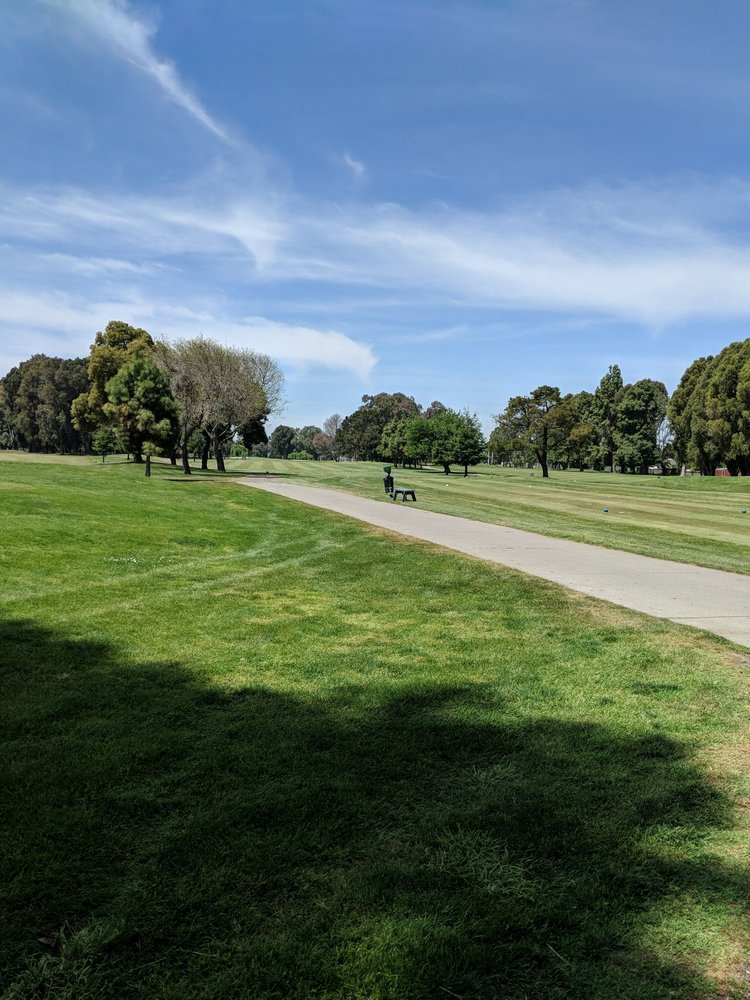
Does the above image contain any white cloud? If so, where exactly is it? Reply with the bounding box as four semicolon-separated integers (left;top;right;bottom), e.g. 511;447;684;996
5;175;750;337
0;288;377;381
41;0;230;141
342;151;366;180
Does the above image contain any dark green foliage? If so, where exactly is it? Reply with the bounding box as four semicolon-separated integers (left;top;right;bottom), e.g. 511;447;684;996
668;340;750;475
402;408;483;474
495;386;564;478
239;417;268;450
269;424;296;458
293;425;322;457
704;339;750;476
104;357;179;464
337;392;420;460
591;365;624;472
668;356;714;472
451;410;485;475
91;425;120;462
0;355;89;453
380;416;411;466
71;321;154;434
615;379;669;474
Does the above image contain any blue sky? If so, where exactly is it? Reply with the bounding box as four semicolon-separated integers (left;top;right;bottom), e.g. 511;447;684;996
3;0;750;430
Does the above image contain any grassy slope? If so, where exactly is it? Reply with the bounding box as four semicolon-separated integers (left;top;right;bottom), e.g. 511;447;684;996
2;456;750;999
227;457;750;576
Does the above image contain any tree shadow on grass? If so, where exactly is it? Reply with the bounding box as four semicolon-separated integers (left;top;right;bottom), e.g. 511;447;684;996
1;619;747;999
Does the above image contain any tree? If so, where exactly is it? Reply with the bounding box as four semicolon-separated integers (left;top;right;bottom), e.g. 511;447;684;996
0;355;89;454
404;416;434;468
104;357;178;472
558;391;598;470
591;365;624;473
154;339;206;475
703;339;750;476
380;416;411;467
239;418;268;452
191;340;270;472
312;414;342;460
293;425;322;458
487;425;514;465
452;410;485;477
668;356;713;472
614;379;668;474
495;386;563;478
92;425;119;462
269;425;296;458
337;393;420;460
72;321;153;449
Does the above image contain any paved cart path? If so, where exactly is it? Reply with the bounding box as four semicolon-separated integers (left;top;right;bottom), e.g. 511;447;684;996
237;477;750;648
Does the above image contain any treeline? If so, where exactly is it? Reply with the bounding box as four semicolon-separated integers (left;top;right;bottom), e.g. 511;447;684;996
0;355;89;453
314;338;750;478
490;370;671;478
274;393;485;476
248;416;344;462
0;321;284;475
4;329;749;477
487;338;750;477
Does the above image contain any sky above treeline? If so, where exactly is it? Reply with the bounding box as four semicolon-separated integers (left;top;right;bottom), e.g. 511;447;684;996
3;0;750;430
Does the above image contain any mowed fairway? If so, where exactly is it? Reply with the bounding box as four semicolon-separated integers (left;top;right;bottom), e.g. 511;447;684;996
230;458;750;576
2;455;750;999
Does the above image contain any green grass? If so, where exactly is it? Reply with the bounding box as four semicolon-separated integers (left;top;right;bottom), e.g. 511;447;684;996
2;455;750;999
227;456;750;576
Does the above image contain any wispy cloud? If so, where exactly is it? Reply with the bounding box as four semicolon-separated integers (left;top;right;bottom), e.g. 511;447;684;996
0;286;377;381
40;0;230;141
342;151;366;180
6;175;750;339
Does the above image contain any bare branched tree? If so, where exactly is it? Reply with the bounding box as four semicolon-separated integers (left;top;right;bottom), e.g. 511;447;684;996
156;337;285;473
154;339;206;475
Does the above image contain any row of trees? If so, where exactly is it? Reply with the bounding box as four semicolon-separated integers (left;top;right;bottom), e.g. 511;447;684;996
259;416;343;461
4;330;749;477
485;340;750;478
1;321;285;475
0;355;89;453
332;393;485;476
490;371;671;478
326;346;750;478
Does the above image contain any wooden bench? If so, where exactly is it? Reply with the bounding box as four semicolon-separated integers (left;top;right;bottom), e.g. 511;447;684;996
384;475;416;502
392;487;416;502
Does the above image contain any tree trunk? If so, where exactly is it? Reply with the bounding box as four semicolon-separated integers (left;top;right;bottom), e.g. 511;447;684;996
536;449;549;478
169;448;177;466
201;432;210;470
181;441;191;475
145;455;151;478
212;430;226;472
442;462;451;474
464;463;468;477
133;452;143;464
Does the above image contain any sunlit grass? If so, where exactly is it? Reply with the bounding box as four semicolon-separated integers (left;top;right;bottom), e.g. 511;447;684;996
2;457;750;999
228;457;750;575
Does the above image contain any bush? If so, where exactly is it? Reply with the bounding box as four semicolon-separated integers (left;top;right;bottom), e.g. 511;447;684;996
288;451;314;460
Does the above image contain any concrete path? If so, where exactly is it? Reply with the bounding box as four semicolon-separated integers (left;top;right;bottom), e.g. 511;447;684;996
237;478;750;648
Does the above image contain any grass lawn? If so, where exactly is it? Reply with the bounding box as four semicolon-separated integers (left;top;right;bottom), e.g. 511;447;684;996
227;457;750;576
2;454;750;999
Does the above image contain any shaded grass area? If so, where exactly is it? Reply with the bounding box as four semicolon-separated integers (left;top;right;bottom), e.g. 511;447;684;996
228;457;750;576
2;458;750;998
